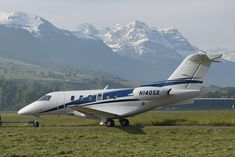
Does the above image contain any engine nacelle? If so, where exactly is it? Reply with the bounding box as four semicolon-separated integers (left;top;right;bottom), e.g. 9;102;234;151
133;86;170;100
70;110;86;117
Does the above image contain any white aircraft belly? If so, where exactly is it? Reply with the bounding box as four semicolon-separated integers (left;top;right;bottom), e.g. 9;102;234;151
86;101;152;117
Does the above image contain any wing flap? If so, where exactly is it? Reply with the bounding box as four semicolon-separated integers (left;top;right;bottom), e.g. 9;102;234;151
69;105;118;120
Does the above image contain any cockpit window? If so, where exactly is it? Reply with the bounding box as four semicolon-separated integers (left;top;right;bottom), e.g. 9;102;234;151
38;95;52;101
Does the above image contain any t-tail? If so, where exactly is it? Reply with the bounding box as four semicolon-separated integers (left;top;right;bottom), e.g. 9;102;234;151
168;51;222;90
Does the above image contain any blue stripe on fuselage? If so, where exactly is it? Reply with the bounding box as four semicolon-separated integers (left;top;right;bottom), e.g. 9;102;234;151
140;79;203;87
65;88;134;107
39;79;203;113
66;79;202;107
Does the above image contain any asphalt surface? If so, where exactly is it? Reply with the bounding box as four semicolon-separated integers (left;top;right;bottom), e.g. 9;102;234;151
1;125;235;129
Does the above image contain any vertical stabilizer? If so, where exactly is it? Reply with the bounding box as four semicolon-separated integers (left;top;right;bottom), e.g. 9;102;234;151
167;52;222;90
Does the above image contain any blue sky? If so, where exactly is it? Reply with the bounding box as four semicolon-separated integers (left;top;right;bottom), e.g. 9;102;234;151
0;0;234;50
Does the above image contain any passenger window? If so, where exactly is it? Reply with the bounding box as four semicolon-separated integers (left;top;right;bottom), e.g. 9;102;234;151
71;96;75;101
106;95;110;100
79;95;83;101
88;95;93;101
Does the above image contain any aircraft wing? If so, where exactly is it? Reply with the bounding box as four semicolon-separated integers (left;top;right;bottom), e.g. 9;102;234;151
69;105;119;120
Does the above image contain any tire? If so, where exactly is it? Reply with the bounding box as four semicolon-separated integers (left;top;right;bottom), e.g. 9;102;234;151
33;121;39;127
120;119;129;127
105;119;115;127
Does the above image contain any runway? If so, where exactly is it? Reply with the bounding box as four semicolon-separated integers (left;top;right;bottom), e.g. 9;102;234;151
26;125;235;129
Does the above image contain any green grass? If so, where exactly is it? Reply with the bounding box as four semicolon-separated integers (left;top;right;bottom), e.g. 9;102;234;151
1;110;235;127
0;127;234;157
129;110;235;126
0;111;235;157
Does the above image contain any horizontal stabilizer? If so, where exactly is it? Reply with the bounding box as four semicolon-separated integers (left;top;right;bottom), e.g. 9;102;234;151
207;53;223;61
189;52;222;63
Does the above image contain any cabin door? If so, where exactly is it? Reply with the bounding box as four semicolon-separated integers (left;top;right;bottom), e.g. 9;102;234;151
57;93;65;106
96;93;103;101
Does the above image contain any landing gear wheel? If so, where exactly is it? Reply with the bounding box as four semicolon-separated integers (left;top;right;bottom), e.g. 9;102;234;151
33;121;39;127
105;119;115;127
119;119;129;127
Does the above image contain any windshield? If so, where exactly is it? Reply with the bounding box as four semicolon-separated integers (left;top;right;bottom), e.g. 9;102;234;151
38;95;52;101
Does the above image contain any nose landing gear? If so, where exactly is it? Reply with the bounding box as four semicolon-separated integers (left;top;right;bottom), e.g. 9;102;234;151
33;115;40;127
33;120;39;127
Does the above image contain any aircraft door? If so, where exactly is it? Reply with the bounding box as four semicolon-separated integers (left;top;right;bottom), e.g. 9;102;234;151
57;92;65;105
97;93;103;101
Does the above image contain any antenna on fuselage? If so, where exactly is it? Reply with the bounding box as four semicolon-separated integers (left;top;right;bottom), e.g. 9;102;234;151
103;85;109;90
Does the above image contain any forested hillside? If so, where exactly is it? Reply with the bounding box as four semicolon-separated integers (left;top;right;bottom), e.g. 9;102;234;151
0;57;132;111
0;78;131;111
0;56;234;111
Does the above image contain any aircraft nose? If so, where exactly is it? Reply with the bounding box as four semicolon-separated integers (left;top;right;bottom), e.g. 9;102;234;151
18;103;36;115
18;108;24;115
18;106;31;115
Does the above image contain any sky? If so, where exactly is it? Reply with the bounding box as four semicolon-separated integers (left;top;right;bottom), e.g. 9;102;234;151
0;0;234;50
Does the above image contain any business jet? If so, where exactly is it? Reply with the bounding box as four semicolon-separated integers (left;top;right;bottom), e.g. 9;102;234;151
18;52;222;127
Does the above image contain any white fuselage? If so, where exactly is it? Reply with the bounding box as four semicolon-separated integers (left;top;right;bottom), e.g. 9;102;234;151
18;86;199;119
18;52;222;125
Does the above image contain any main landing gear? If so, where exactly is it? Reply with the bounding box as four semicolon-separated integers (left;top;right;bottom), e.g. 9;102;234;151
119;119;129;127
105;119;129;127
105;119;115;127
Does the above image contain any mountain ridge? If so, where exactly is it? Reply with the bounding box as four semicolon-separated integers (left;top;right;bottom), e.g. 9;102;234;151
0;11;235;86
73;20;198;64
0;11;166;83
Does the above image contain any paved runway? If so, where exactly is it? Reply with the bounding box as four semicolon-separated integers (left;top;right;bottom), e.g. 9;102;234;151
1;125;235;129
36;125;235;129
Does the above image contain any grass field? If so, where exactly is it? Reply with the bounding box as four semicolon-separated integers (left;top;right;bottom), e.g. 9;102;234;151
1;110;235;127
0;111;235;157
0;127;235;157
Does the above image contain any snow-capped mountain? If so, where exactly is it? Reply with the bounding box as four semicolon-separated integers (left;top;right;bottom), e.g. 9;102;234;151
1;11;235;85
0;11;114;68
0;11;46;37
160;28;198;56
0;11;167;83
0;11;75;38
73;20;198;64
72;23;99;40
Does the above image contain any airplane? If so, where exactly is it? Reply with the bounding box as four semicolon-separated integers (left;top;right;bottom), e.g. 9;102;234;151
18;52;222;127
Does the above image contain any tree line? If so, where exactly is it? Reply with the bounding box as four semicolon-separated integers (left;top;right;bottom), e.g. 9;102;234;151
1;78;234;111
0;78;128;111
202;87;235;98
0;79;71;110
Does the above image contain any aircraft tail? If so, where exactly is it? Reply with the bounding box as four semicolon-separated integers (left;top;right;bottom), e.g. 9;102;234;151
167;51;222;90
